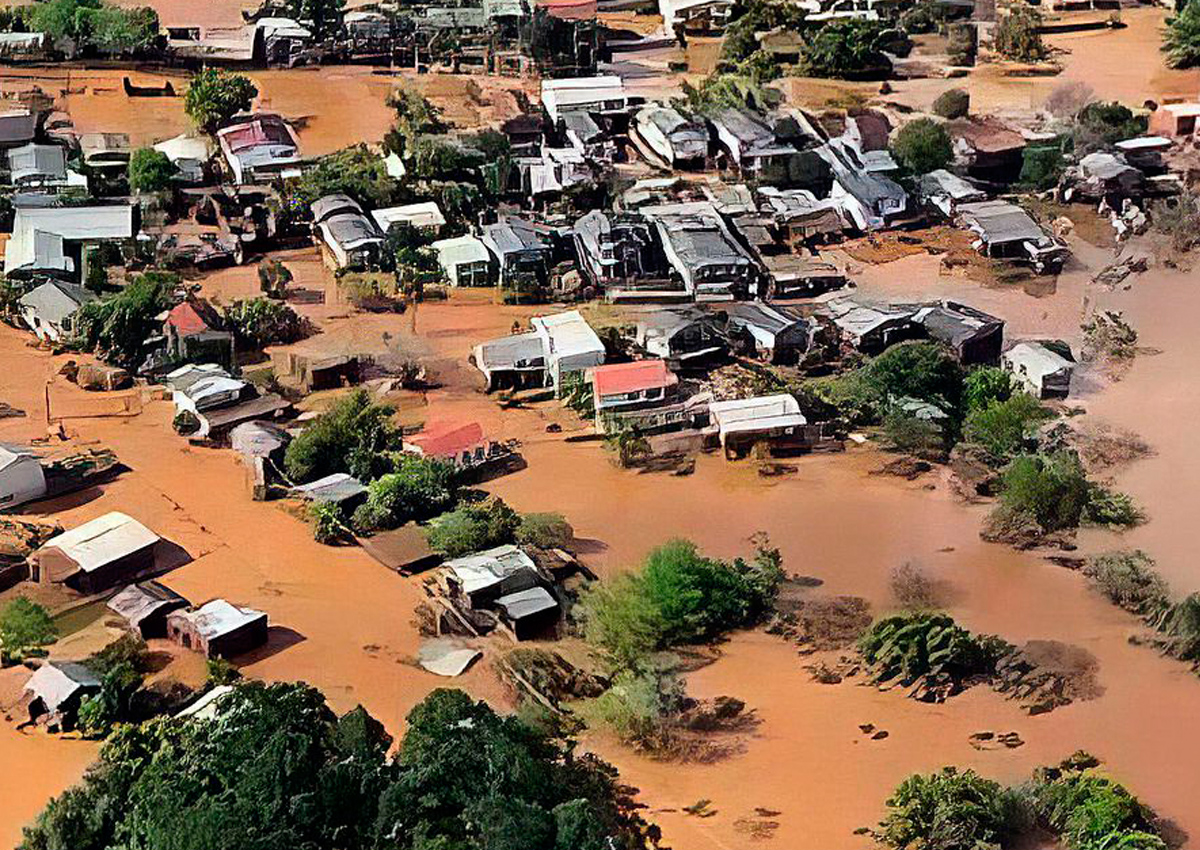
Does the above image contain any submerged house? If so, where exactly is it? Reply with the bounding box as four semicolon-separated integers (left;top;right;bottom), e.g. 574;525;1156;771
541;75;630;123
590;359;685;434
708;394;808;459
1002;341;1074;399
18;281;96;342
572;210;668;291
371;202;446;236
79;133;131;172
443;544;540;608
723;301;811;364
432;235;492;287
531;309;606;392
641;201;755;300
956;200;1068;274
820;141;907;231
757;186;846;244
822;298;920;354
30;512;161;594
22;661;100;730
633;105;708;167
107;581;190;639
472;331;548;392
5;204;138;282
216;114;301;184
480;218;555;291
709;108;798;183
916;169;987;218
7;143;85;190
911;300;1004;365
311;193;383;269
167;599;269;658
634;307;729;367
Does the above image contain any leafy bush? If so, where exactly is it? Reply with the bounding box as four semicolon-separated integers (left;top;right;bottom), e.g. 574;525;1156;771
183;69;258;133
23;683;650;850
963;367;1014;415
1081;311;1138;362
74;272;176;368
517;513;575;550
1153;593;1200;662
222;297;310;350
1019;139;1068;190
1163;0;1200;69
309;500;346;544
932;88;970;119
385;87;447;157
675;72;781;115
422;498;519;556
205;658;242;687
1151;190;1200;252
351;455;459;533
581;668;685;748
878;767;1029;850
799;19;892;79
0;597;57;663
1029;760;1165;850
891;118;953;175
127;148;176;193
283;390;402;483
27;0;159;53
293;144;398;208
993;5;1045;61
77;660;143;738
866;342;965;413
963;393;1051;460
881;410;946;457
1074;102;1148;154
1083;487;1144;528
999;452;1092;532
858;613;1012;687
1082;551;1170;617
580;538;784;670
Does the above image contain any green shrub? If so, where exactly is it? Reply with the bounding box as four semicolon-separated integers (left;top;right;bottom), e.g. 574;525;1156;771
580;538;784;669
223;298;311;350
0;597;57;663
993;5;1046;61
1030;764;1164;850
422;498;520;556
1019;140;1068;190
1082;551;1170;617
580;668;684;747
878;767;1028;850
309;500;346;544
1151;593;1200;662
1081;311;1138;362
283;390;401;483
866;342;965;412
858;613;1012;687
999;452;1092;532
184;69;258;133
205;658;242;687
1083;487;1144;528
1074;102;1148;154
963;393;1051;460
1164;0;1200;69
932;88;970;119
127;148;177;193
963;367;1014;415
891;118;953;174
516;513;575;550
351;454;458;533
799;19;892;79
73;272;176;368
881;410;946;457
293;144;399;208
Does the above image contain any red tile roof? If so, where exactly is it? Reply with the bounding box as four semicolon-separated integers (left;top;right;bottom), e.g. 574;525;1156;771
167;299;222;336
408;422;486;458
591;360;676;397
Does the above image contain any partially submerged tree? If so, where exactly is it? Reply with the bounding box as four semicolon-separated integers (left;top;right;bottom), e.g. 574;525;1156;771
73;271;176;368
283;389;402;483
222;297;311;350
799;19;893;79
0;597;57;664
993;5;1046;62
127;148;177;194
292;144;398;208
184;69;258;134
385;87;446;158
422;497;519;555
891;118;953;175
1163;0;1200;69
351;455;458;532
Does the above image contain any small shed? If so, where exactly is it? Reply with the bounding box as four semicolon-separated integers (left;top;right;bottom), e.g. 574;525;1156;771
22;661;100;729
723;302;810;364
912;301;1004;365
495;586;559;640
1002;341;1074;399
30;512;161;594
370;202;446;235
442;544;539;608
0;443;46;511
167;599;268;658
107;581;190;638
432;235;492;287
708;394;808;459
291;473;367;507
18;282;96;343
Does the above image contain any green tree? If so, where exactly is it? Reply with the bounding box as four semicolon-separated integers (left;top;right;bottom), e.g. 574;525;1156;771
283;389;402;483
963;367;1014;414
0;597;57;663
423;498;520;555
963;393;1051;459
993;5;1045;61
799;19;892;79
999;452;1092;532
864;341;965;413
26;0;158;53
720;0;807;63
1073;101;1148;154
877;767;1027;850
385;88;446;158
351;455;459;532
184;69;258;134
72;271;176;368
309;499;346;544
891;118;953;175
284;0;344;39
77;660;143;738
932;88;970;119
293;144;398;207
1163;0;1200;69
674;72;781;115
517;513;575;550
222;297;310;349
127;148;177;193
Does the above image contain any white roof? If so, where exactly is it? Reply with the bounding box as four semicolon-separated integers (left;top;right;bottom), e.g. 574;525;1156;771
433;234;490;267
371;202;446;231
1114;136;1172;152
153;133;213;163
0;443;39;472
496;586;558;620
24;662;100;713
40;512;159;574
6;205;136;274
182;376;246;406
709;394;806;435
1003;341;1073;376
444;544;536;596
172;599;266;640
255;17;312;38
1158;102;1200;117
176;684;235;719
541;75;625;120
531;310;605;360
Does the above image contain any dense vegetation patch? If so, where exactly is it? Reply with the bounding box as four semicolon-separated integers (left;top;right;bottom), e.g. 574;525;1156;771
22;682;652;850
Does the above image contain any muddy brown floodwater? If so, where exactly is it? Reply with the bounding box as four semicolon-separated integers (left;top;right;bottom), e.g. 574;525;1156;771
2;14;1200;850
